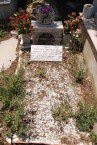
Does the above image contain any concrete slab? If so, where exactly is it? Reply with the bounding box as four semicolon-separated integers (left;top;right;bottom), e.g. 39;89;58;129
0;37;18;71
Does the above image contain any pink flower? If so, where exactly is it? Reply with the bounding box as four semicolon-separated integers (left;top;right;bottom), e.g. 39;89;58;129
71;12;76;17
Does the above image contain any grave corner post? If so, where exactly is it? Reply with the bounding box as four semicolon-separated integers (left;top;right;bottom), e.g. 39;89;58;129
92;0;97;16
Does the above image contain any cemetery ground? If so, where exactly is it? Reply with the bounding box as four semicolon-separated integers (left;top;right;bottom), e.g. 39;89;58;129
0;1;97;144
0;43;97;145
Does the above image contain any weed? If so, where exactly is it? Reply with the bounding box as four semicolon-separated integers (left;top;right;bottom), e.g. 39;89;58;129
75;68;85;83
52;101;73;122
89;131;97;144
76;102;97;132
36;67;47;78
53;101;97;144
0;68;26;144
0;29;5;38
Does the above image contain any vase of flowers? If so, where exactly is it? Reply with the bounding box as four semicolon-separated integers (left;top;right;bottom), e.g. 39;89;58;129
10;12;33;44
36;3;55;25
63;12;82;48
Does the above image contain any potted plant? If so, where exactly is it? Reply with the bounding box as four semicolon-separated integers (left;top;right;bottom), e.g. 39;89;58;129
36;3;55;25
10;12;33;44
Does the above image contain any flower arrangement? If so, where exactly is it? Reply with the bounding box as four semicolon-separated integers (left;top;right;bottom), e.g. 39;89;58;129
38;4;53;14
10;12;33;35
36;3;55;25
64;12;82;34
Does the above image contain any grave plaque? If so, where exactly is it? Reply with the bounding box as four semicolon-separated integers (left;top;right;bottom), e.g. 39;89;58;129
30;45;63;61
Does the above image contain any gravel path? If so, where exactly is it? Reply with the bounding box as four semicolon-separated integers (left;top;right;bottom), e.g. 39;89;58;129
24;52;91;144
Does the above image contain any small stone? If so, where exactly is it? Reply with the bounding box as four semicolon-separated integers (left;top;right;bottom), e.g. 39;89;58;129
0;101;3;110
93;122;97;135
10;30;18;36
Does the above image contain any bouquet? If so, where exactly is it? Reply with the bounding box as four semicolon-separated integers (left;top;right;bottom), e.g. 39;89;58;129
10;12;33;35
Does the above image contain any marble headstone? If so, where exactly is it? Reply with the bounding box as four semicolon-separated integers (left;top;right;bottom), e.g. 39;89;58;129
30;45;63;62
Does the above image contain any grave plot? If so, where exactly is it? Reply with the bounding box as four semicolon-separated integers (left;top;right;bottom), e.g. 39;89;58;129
23;48;95;145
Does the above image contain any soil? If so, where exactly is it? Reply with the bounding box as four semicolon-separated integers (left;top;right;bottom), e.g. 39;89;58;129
64;50;97;106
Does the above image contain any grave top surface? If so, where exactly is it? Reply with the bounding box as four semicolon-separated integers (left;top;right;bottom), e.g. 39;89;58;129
31;20;63;29
30;45;63;62
82;18;97;52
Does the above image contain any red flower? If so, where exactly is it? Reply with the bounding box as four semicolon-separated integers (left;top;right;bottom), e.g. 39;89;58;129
10;23;15;27
64;26;67;30
10;12;33;34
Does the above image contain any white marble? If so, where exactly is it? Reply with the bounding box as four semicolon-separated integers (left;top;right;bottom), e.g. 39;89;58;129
30;45;63;61
31;20;63;45
82;4;94;19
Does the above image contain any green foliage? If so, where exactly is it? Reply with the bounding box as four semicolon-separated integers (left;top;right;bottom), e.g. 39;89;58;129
27;0;33;3
36;67;47;78
52;100;97;144
76;103;97;132
52;101;73;122
0;29;5;38
4;110;25;138
0;68;26;140
77;110;97;144
0;69;25;110
89;131;97;144
75;69;85;83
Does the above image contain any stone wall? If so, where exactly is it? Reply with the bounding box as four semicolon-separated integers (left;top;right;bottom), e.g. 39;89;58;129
81;18;97;97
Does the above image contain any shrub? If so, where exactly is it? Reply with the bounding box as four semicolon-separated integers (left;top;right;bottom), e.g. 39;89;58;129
75;68;85;83
0;29;5;38
52;101;73;122
76;102;97;132
0;68;26;143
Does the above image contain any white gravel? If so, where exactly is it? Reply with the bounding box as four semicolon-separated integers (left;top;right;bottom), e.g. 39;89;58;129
24;57;91;144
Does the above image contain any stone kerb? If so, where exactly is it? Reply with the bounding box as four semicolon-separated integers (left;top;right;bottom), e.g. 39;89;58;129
93;0;97;16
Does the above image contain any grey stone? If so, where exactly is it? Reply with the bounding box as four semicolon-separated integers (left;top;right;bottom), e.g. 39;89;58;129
93;122;97;135
93;0;97;16
0;101;3;110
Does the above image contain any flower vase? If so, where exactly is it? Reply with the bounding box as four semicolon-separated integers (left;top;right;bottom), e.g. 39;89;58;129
63;33;70;48
82;4;94;19
36;9;55;25
21;34;30;44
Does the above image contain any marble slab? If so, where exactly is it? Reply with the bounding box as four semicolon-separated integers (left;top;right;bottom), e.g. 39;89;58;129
30;45;63;61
